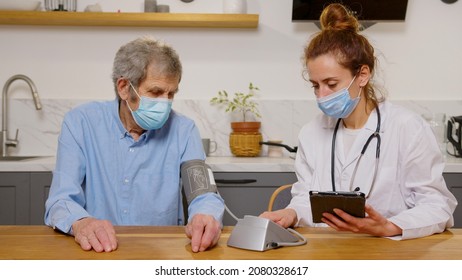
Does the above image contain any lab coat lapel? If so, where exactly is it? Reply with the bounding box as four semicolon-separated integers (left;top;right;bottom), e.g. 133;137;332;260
321;116;345;165
321;116;346;188
335;122;346;166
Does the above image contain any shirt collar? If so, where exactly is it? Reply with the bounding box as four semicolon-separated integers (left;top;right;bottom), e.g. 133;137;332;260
111;98;131;139
366;101;387;133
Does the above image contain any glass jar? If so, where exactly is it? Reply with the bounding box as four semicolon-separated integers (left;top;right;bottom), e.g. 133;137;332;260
45;0;77;12
422;112;447;155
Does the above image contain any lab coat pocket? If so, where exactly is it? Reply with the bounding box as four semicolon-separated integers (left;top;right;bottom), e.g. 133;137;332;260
368;165;405;217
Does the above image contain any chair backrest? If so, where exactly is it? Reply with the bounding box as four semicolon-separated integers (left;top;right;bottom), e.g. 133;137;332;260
267;184;293;211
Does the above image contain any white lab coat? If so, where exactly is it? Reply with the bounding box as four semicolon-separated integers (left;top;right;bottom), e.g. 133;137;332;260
288;101;457;239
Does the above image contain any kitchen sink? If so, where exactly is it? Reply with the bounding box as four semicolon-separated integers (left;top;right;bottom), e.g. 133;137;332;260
0;156;44;161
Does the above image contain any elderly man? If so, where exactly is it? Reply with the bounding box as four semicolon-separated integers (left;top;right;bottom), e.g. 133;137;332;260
45;36;224;253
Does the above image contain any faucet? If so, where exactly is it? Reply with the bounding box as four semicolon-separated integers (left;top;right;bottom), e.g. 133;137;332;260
1;74;42;157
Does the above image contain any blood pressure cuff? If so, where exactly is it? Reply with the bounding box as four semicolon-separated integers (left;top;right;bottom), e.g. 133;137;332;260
180;159;217;205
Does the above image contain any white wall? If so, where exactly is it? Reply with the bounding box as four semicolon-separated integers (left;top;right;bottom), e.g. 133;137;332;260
1;0;462;102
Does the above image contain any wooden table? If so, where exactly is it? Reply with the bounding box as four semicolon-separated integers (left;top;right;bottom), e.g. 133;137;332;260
1;226;461;260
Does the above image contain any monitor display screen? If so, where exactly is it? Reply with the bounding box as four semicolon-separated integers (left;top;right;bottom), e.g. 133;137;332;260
292;0;409;22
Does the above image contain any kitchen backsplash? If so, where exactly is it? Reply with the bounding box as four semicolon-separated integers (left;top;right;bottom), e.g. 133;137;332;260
4;98;462;157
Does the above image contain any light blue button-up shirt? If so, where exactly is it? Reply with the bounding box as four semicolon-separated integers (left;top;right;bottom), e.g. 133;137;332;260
44;99;224;234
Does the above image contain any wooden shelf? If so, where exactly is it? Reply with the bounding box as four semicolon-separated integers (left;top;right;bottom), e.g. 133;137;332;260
0;11;259;28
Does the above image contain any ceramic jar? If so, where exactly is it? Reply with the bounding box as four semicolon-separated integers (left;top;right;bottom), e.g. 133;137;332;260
223;0;247;14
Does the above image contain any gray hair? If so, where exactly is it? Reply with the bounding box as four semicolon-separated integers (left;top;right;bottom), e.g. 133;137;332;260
111;36;182;99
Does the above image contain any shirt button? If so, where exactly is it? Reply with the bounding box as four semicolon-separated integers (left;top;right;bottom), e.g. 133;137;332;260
129;148;134;152
124;178;129;184
123;209;128;214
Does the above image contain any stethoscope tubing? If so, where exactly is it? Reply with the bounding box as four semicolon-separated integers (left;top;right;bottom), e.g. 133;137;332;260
331;106;381;194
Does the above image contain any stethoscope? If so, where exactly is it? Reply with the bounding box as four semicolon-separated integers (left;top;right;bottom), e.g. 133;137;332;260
331;106;381;196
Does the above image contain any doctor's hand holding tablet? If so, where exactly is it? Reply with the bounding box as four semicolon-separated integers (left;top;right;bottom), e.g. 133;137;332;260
260;3;457;240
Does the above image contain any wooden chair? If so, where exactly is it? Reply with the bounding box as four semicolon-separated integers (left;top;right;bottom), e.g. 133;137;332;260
267;184;293;211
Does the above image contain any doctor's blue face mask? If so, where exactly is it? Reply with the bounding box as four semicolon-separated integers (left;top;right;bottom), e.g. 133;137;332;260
316;76;361;119
126;82;172;130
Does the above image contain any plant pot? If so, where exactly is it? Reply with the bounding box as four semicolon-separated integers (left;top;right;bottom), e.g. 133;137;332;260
230;121;261;132
229;122;262;157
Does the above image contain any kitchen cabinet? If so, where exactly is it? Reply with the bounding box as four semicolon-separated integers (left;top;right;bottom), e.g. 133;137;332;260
0;169;298;226
2;169;458;228
0;11;259;28
0;173;30;225
0;172;51;225
30;172;52;225
215;172;462;227
214;172;297;226
443;173;462;228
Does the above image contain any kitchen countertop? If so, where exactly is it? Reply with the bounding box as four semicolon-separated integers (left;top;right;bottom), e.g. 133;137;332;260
206;156;296;172
1;154;462;173
443;155;462;173
0;156;296;172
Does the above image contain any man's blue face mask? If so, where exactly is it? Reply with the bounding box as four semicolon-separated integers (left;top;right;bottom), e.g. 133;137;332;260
316;76;361;119
126;82;172;130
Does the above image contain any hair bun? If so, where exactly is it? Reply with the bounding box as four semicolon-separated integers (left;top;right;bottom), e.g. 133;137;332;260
320;3;360;32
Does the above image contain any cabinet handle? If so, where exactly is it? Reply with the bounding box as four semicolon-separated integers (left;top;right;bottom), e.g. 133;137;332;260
215;179;257;184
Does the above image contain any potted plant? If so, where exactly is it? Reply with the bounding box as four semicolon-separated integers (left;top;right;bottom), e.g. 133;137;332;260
210;82;262;157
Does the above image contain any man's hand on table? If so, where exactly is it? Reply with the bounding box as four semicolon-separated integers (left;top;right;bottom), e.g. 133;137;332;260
185;214;221;253
72;217;118;252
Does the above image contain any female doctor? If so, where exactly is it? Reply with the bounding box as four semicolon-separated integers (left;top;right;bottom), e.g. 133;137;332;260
260;3;457;239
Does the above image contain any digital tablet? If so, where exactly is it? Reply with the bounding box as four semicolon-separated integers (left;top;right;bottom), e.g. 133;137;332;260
309;190;366;223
